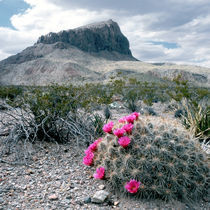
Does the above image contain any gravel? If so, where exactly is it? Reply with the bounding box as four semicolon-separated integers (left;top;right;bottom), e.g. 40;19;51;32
0;140;209;210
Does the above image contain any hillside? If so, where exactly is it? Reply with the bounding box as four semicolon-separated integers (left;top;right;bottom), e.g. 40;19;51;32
0;20;209;86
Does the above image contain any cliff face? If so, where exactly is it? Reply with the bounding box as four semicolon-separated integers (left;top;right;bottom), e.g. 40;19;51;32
36;19;133;57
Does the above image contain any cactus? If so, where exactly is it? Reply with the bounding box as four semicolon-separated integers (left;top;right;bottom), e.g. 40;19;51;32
84;113;209;202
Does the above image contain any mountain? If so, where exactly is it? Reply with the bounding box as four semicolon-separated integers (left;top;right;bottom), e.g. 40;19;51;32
0;19;209;86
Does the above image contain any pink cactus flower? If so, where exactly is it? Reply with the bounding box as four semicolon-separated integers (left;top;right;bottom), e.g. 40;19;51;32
132;112;140;120
88;138;102;152
118;117;126;123
103;121;114;133
113;128;125;138
125;179;141;193
118;136;131;148
84;148;92;155
96;138;103;143
122;123;133;134
88;141;98;152
125;114;136;124
93;167;105;179
83;151;94;166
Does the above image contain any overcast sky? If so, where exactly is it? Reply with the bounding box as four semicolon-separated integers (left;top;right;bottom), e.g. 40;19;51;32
0;0;210;67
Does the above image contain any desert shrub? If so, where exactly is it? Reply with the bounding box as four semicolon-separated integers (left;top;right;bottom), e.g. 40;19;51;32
166;75;209;107
21;85;81;142
104;106;112;121
111;79;125;95
0;101;100;163
0;86;23;101
174;109;184;118
166;75;191;103
181;99;210;142
123;89;139;112
89;114;105;138
83;113;209;203
82;83;113;107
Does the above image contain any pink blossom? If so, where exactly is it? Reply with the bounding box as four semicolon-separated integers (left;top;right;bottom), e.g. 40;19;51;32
132;112;140;120
103;121;114;133
88;142;98;152
122;123;133;134
87;138;102;152
96;138;103;143
125;180;141;193
83;151;94;166
118;117;126;123
125;114;136;124
113;128;125;138
118;136;131;148
93;167;105;179
84;148;92;155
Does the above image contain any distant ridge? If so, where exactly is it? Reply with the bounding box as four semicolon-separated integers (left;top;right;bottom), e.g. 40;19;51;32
0;20;209;86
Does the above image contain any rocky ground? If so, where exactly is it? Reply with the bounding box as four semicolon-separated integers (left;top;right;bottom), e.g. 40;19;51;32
0;101;209;209
1;141;209;210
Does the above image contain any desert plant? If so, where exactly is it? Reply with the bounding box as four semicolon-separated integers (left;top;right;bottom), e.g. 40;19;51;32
0;102;99;163
166;75;191;103
174;109;184;118
0;86;23;100
181;99;210;142
146;107;157;116
83;113;209;203
20;84;82;142
123;89;139;112
89;114;105;138
104;106;112;121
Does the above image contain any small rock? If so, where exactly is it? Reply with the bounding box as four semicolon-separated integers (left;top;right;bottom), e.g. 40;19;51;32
114;201;120;206
66;195;72;200
48;194;58;200
26;169;34;175
76;200;83;206
99;184;105;190
84;197;91;204
92;190;109;204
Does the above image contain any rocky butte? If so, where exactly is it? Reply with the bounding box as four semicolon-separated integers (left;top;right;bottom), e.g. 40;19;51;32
37;19;136;60
0;19;209;86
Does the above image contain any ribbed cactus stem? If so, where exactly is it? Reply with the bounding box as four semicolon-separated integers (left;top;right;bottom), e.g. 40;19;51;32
84;114;209;202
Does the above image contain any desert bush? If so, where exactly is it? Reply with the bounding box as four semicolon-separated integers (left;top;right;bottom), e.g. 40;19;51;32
82;83;113;107
89;114;105;138
0;86;23;101
21;85;81;142
83;113;209;203
181;99;210;142
174;109;184;118
104;106;112;121
166;75;191;103
123;89;139;112
0;101;101;163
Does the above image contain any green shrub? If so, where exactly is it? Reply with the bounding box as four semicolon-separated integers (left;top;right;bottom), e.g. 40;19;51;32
123;88;139;112
0;86;23;100
181;99;210;141
21;84;80;142
104;106;112;121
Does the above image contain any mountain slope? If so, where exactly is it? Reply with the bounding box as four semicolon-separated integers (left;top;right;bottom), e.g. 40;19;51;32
0;20;209;86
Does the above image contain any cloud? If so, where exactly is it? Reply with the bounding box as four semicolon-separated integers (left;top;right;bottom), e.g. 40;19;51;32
0;0;209;68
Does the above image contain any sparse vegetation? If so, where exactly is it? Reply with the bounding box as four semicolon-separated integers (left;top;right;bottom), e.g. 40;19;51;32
0;76;209;164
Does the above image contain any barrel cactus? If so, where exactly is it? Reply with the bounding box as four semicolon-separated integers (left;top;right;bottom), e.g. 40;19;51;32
83;113;209;202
